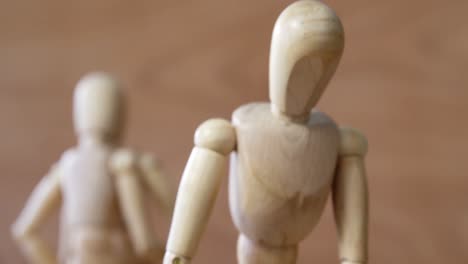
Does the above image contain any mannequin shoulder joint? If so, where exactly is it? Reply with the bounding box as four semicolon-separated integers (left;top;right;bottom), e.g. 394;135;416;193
194;118;236;155
339;127;368;156
109;148;139;175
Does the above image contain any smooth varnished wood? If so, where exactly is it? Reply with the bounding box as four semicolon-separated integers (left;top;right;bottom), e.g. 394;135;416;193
269;0;344;119
230;103;339;246
164;1;368;264
237;234;297;264
333;128;369;264
194;119;237;155
164;119;236;264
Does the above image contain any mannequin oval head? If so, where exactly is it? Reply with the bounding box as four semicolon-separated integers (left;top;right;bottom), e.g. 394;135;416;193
269;0;344;119
73;72;124;144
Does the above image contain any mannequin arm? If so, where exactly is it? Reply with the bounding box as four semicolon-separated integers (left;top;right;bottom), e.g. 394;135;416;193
163;119;236;264
111;150;162;262
332;127;369;264
138;153;175;215
11;163;62;264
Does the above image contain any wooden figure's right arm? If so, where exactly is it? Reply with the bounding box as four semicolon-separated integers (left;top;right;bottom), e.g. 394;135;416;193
111;150;163;262
332;127;369;264
163;119;236;264
11;163;62;264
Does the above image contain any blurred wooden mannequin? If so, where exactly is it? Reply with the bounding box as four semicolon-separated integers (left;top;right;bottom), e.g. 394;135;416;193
11;73;174;264
163;1;368;264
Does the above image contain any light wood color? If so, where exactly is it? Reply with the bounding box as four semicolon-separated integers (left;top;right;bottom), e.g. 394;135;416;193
230;104;339;248
237;234;297;264
333;128;369;264
112;149;164;262
164;1;368;263
11;73;173;264
269;0;344;120
73;73;124;143
164;119;236;264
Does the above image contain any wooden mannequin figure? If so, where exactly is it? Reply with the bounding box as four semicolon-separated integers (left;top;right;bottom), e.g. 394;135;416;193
163;1;368;264
12;73;174;264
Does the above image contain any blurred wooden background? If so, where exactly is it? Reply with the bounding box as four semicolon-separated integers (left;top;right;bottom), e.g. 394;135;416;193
1;0;467;263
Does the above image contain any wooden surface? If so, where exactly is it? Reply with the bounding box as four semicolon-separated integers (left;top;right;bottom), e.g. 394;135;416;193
1;0;467;263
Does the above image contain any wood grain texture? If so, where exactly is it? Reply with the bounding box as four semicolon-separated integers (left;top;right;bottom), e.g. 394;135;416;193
269;0;344;118
166;3;357;262
1;0;468;263
230;103;339;246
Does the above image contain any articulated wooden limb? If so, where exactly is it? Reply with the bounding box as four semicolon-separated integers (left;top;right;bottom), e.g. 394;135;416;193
11;164;62;264
164;147;226;263
111;149;163;262
164;119;236;263
139;152;175;215
333;127;369;264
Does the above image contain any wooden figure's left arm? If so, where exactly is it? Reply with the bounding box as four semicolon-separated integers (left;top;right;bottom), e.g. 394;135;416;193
332;127;369;264
11;163;62;264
